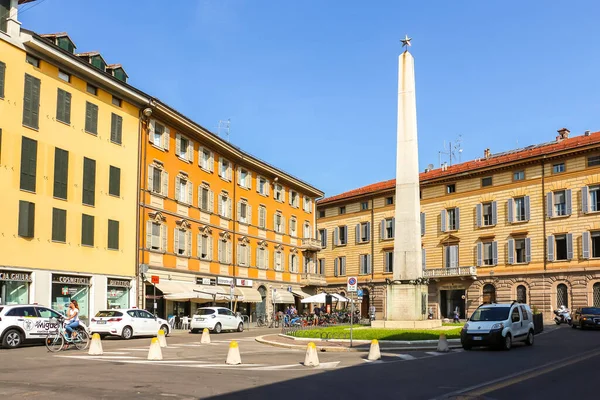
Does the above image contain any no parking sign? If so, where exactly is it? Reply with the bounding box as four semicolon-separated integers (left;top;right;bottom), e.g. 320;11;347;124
347;276;358;292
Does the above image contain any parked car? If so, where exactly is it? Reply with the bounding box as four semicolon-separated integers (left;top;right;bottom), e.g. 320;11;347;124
190;307;244;334
89;308;170;339
571;307;600;330
0;304;88;349
461;302;535;350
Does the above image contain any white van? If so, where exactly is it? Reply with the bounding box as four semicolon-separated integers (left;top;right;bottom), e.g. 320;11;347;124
461;302;535;350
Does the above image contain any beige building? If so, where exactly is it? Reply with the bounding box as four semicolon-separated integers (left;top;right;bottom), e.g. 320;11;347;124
316;129;600;320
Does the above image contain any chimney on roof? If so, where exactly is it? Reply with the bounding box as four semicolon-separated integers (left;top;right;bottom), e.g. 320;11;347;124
441;162;448;171
584;130;591;137
556;128;570;142
483;148;491;159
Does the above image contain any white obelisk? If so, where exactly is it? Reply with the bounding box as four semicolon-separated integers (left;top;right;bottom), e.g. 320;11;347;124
387;36;428;322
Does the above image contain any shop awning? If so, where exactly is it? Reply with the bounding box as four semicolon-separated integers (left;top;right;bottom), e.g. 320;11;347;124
291;288;312;298
153;281;195;295
273;290;295;304
233;287;262;303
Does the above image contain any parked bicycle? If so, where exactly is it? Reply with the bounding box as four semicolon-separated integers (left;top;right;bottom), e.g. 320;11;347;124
256;314;268;327
45;316;90;352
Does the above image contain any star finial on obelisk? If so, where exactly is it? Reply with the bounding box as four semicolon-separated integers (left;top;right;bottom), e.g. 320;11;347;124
400;34;412;51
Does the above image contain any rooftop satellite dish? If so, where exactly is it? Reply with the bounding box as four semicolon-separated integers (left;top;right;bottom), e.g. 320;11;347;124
427;164;434;170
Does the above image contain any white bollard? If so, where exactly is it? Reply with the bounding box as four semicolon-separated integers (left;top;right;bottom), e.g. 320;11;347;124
367;339;381;361
437;333;450;352
304;342;320;367
88;333;103;355
148;337;163;360
201;328;211;344
225;340;242;365
157;329;167;348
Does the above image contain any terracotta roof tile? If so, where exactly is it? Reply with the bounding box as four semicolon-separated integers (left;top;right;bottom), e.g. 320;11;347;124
319;131;600;204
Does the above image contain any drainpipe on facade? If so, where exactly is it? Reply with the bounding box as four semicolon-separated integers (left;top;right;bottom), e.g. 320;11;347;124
541;157;547;315
137;103;153;309
231;161;237;310
370;195;376;318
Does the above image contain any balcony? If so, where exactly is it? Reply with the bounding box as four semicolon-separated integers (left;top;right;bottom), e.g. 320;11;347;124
300;238;323;251
301;273;327;286
423;266;477;280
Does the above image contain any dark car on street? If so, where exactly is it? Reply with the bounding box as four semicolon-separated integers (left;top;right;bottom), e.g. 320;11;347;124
571;307;600;329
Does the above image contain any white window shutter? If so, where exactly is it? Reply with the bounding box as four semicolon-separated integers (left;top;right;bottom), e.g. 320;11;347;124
197;233;202;259
420;212;425;236
288;254;292;272
476;203;482;228
161;224;167;252
209;190;214;212
188;181;193;204
282;216;286;233
422;248;426;271
248;205;252;225
582;231;590;259
146;220;152;248
174;228;179;254
492;201;498;225
582;186;589;214
492;241;498;265
525;196;531;221
334;227;339;245
186;231;192;256
148;120;155;143
455;208;460;230
256;247;261;268
218;197;223;216
247;245;251;266
441;210;447;232
162;170;168;196
380;220;385;239
334;258;338;276
546;192;553;218
566;233;573;260
175;176;180;201
162;127;169;150
175;133;181;156
525;237;531;263
237;166;241;186
187;140;193;162
237;201;242;221
218;240;223;263
507;239;514;264
366;222;371;241
228;198;232;218
547;235;554;262
566;189;572;215
507;199;514;223
355;224;360;244
237;243;242;264
227;164;232;181
228;242;232;264
148;165;154;190
219;158;224;177
391;218;395;238
247;172;252;190
476;242;482;267
208;236;213;260
367;254;372;274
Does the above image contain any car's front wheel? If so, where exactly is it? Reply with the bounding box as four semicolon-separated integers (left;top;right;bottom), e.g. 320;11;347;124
525;330;534;346
502;333;512;351
160;325;169;336
121;326;133;340
213;323;222;334
2;329;24;349
237;322;244;332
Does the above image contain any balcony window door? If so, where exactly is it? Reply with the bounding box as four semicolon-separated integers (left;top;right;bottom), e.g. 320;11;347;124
444;245;458;268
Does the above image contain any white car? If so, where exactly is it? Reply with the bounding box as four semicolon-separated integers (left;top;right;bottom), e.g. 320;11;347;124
190;307;244;334
89;308;170;340
461;302;535;350
0;304;87;349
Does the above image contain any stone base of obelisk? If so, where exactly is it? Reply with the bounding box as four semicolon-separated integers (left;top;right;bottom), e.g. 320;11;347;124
371;284;442;329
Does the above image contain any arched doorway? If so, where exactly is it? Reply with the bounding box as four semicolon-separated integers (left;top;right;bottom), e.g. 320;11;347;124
256;286;267;319
557;283;568;308
482;284;496;304
517;285;527;304
594;283;600;307
361;289;370;317
339;291;346;311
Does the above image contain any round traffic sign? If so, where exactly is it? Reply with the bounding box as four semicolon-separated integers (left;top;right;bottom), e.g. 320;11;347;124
348;277;357;285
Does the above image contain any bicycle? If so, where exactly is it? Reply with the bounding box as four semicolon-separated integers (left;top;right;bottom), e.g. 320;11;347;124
256;314;268;327
45;316;90;352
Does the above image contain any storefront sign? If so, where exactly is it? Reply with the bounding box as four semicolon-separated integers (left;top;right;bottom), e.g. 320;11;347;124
52;275;90;285
0;272;32;282
236;279;253;287
217;277;234;286
108;279;130;288
196;277;215;286
440;283;467;290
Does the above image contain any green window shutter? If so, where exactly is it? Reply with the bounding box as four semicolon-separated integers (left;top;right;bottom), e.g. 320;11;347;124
22;74;33;128
64;90;71;124
51;208;67;242
53;148;69;199
108;219;119;250
109;166;121;196
82;157;96;206
85;102;98;134
81;214;94;246
19;136;37;192
0;61;5;98
18;201;35;238
56;89;71;124
111;113;123;144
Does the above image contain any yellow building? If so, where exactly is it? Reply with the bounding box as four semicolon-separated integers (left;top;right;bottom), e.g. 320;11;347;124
0;3;149;320
138;102;324;320
317;129;600;320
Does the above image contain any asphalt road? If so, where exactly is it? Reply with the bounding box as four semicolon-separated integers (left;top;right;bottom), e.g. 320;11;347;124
0;324;597;399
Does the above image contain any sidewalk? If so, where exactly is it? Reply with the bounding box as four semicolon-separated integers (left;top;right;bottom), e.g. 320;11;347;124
256;334;461;352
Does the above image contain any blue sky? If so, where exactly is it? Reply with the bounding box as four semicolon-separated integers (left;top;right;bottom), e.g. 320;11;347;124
20;0;600;197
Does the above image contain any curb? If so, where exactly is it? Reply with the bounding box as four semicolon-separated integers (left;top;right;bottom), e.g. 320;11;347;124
279;333;461;346
255;335;462;352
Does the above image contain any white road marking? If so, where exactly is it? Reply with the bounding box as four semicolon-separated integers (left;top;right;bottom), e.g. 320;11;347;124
425;352;446;356
396;354;416;360
59;355;142;360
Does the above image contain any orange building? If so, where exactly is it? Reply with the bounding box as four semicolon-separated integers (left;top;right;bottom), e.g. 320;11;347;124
138;102;324;320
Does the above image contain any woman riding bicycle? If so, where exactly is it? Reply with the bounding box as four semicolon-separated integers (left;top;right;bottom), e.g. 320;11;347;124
64;299;80;340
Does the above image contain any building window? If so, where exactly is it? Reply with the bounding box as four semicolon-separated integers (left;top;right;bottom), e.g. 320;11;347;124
84;102;99;135
25;54;40;68
517;285;527;303
274;184;284;202
289;253;298;273
442;208;459;231
554;190;567;216
481;177;493;187
18;201;35;238
86;84;97;96
590;231;600;259
274;213;284;233
479;241;496;266
219;158;232;181
199;186;213;212
547;190;571;218
381;218;394;240
446;184;456;194
318;209;325;218
318;229;327;248
237;243;250;266
58;70;70;82
335;226;347;246
290;190;299;208
82;157;96;206
482;284;496;304
339;206;346;215
218;239;232;264
361;201;369;211
175;134;191;161
199;147;214;172
514;197;527;222
588;155;600;167
303;196;312;213
110;113;123;145
555;234;568;261
515;238;526;263
112;96;122;107
444;245;458;268
51;208;67;243
238;168;251;189
334;256;346;277
384;251;393;273
289;218;297;236
107;220;119;250
256;247;267;269
197;234;213;260
148;164;167;196
557;283;568;308
174;228;190;256
482;203;493;226
553;163;565;174
151;121;166;148
258;206;266;229
20;137;38;192
513;171;525;181
589;185;600;212
593;283;600;307
175;176;190;203
357;222;370;243
109;166;121;197
257;176;269;196
148;221;165;251
218;194;232;219
303;222;311;238
238;201;250;224
386;196;394;205
274;251;283;271
22;74;41;129
359;254;371;275
81;214;94;246
318;259;325;275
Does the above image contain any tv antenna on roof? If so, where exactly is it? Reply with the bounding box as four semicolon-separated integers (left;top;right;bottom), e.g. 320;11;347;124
438;135;463;168
217;119;231;142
